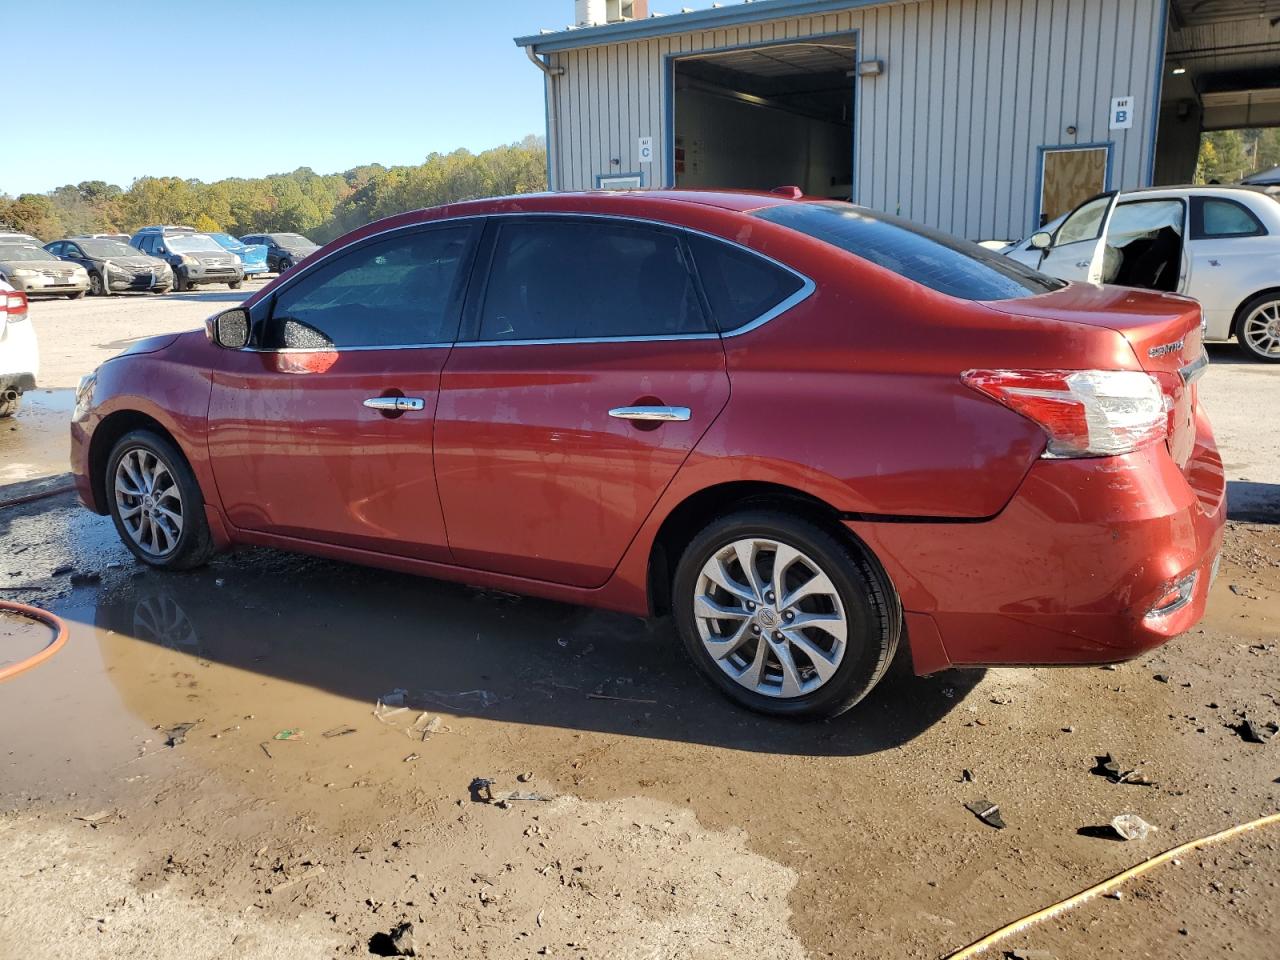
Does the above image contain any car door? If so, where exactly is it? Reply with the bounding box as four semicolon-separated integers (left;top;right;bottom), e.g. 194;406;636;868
61;241;91;272
434;215;731;588
1184;195;1270;338
206;221;480;561
1036;192;1120;283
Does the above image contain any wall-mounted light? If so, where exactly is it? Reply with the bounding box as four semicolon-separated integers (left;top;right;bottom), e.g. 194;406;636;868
857;59;884;77
1066;125;1078;136
1172;65;1187;75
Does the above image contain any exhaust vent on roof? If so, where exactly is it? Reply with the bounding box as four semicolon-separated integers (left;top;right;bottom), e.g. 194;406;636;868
575;0;648;26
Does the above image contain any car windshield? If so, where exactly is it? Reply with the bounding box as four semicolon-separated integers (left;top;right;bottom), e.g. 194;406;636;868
754;202;1065;301
0;245;56;262
208;233;239;247
275;234;317;250
166;234;225;253
79;240;137;257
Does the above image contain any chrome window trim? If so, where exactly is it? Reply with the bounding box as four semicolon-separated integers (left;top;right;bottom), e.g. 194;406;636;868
247;210;815;353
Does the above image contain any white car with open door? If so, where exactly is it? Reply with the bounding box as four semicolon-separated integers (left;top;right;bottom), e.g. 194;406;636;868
1015;186;1280;362
0;280;38;419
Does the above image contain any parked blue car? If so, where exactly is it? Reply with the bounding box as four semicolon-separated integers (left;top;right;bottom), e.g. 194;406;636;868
207;233;269;278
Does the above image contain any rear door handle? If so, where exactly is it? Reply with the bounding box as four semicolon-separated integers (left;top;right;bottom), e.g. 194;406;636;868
608;405;691;422
363;397;425;412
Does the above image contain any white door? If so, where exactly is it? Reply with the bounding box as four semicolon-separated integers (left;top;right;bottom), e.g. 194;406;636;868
1036;192;1119;283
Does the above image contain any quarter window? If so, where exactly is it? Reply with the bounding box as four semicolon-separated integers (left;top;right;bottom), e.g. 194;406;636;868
686;234;804;332
476;219;710;341
267;226;476;349
1192;197;1266;239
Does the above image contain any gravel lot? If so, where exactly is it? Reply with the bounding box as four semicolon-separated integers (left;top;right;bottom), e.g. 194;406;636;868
0;291;1277;959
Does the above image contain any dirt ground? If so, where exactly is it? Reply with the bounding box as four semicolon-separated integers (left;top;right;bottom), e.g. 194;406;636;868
1;294;1279;960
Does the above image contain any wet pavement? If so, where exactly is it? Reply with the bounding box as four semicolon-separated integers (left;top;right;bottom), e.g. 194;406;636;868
2;490;1278;959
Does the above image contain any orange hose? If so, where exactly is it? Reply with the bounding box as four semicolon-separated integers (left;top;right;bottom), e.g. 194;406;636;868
0;600;68;682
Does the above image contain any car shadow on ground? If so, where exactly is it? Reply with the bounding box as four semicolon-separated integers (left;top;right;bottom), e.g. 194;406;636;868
21;502;981;758
1228;480;1280;523
1205;343;1255;366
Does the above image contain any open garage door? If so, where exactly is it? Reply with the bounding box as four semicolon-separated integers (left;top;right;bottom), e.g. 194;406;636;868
1154;1;1280;184
671;37;855;199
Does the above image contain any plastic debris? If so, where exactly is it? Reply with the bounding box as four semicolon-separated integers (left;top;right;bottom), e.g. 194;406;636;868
1092;754;1155;786
75;809;117;826
1234;718;1278;743
273;729;303;741
389;921;419;957
409;712;443;742
965;799;1005;829
322;725;357;738
1111;814;1155;841
517;771;534;783
164;722;196;747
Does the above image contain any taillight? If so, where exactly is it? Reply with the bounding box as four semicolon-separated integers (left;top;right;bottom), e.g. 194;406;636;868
962;369;1167;459
3;288;27;323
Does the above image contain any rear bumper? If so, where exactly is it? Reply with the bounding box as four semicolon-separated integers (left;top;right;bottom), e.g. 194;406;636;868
852;410;1226;671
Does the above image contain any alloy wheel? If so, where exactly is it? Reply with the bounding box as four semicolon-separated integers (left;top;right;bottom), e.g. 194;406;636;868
693;537;847;698
1243;299;1280;358
90;272;103;296
113;447;184;558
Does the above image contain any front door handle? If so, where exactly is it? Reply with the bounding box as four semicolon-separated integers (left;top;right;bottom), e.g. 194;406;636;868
608;405;691;422
1075;260;1091;269
363;397;425;412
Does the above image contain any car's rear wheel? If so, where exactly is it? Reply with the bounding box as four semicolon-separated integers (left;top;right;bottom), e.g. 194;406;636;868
88;272;105;296
672;510;899;719
1237;293;1280;363
106;430;215;571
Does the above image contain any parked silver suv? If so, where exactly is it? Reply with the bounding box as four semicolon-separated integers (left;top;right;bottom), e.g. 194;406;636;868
130;226;244;292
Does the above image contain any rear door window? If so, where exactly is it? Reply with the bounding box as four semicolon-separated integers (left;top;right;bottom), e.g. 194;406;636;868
1191;197;1267;239
473;218;709;341
265;225;477;349
686;234;805;332
755;202;1062;301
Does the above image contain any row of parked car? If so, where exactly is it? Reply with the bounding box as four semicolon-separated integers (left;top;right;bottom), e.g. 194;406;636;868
0;227;319;298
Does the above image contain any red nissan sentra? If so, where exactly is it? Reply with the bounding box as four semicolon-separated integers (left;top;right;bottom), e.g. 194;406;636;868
70;190;1225;718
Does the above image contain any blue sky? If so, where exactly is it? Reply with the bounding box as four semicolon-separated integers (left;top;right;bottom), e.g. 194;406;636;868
7;0;696;194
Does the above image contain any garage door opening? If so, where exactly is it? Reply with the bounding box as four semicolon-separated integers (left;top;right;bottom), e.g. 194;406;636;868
671;38;855;199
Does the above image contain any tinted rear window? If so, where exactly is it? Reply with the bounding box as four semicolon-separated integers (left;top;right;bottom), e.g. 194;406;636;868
686;234;805;332
754;202;1064;301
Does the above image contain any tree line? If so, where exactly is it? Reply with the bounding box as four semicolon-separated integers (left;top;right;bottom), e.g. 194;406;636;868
1197;128;1280;184
0;136;547;244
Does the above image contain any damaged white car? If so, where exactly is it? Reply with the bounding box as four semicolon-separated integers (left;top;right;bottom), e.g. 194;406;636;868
0;280;38;418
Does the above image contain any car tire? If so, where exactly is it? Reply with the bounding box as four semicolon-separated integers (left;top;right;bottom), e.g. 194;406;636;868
106;429;215;571
172;271;188;293
68;290;87;300
1236;292;1280;363
0;395;19;419
672;509;900;719
229;279;242;290
88;272;105;296
278;258;292;274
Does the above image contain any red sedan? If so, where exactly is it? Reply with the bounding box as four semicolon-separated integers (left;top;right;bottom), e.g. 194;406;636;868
70;190;1225;718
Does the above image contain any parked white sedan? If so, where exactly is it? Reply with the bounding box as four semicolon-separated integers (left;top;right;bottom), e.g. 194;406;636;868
0;279;38;419
1008;186;1280;362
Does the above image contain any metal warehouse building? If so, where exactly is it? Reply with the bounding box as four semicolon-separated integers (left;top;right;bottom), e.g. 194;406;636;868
516;0;1280;240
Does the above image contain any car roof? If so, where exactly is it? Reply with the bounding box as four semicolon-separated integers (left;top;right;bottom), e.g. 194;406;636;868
1119;184;1275;200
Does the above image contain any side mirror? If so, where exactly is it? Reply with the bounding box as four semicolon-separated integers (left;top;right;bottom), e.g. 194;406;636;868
208;308;250;349
1030;231;1053;251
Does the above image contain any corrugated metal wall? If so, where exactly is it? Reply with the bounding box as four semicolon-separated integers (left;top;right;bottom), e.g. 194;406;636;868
540;0;1167;239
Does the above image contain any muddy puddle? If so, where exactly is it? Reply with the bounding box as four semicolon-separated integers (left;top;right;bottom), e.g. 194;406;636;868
1;494;1278;959
0;389;74;486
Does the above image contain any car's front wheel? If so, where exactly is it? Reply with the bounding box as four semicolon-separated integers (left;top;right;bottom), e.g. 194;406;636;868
229;279;242;290
89;272;105;296
172;271;188;293
106;430;215;570
1237;293;1280;363
0;394;19;419
672;510;899;719
68;290;87;300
